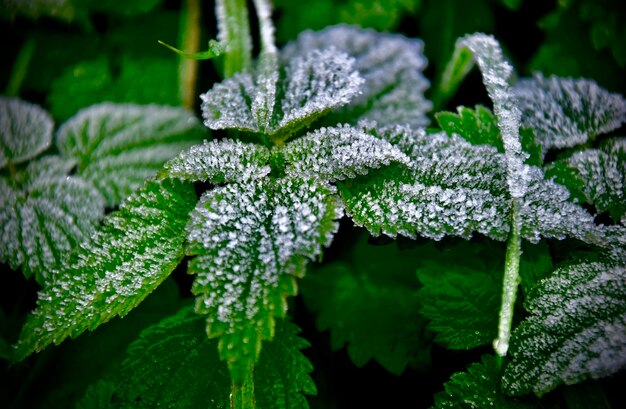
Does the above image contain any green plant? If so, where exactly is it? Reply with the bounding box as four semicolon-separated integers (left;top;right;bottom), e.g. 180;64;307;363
2;0;625;408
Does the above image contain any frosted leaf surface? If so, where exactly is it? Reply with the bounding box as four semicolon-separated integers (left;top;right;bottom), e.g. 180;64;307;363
503;257;626;396
186;177;342;381
200;47;362;139
14;178;196;360
514;74;626;151
341;126;623;246
0;165;104;283
455;33;529;200
282;124;409;182
162;139;270;183
282;24;431;129
56;103;206;207
0;97;53;168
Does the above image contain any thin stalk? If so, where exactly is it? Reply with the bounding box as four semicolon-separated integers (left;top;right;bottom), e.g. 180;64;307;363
494;202;522;361
216;0;252;77
230;362;255;409
5;37;35;97
178;0;201;110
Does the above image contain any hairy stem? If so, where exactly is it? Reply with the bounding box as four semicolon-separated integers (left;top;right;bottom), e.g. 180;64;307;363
216;0;252;77
494;202;522;359
230;362;255;409
5;37;35;97
178;0;201;110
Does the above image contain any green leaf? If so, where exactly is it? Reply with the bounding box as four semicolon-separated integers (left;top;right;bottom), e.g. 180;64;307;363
0;0;79;22
14;178;196;361
0;97;53;168
158;39;224;60
113;307;315;408
301;233;431;375
162;139;271;183
432;355;544;409
514;74;626;152
282;25;431;129
75;381;117;409
417;240;503;350
546;138;626;223
56;103;206;207
282;124;409;182
186;177;342;382
503;256;626;396
1;158;104;283
519;240;554;295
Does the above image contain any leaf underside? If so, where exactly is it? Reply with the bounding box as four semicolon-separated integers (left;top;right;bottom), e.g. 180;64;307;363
14;178;196;360
503;257;626;396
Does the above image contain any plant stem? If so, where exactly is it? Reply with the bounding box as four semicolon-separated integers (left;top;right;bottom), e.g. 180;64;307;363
5;37;35;97
230;362;255;409
178;0;201;110
494;202;522;360
216;0;252;77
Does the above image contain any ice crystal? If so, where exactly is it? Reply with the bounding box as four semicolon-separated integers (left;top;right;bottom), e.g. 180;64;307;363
186;176;342;381
14;179;196;360
0;97;53;168
56;103;206;206
282;124;410;182
163;139;271;183
514;74;626;152
282;24;431;129
503;257;626;396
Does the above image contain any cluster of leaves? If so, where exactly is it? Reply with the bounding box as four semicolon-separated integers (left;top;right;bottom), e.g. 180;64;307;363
2;1;626;408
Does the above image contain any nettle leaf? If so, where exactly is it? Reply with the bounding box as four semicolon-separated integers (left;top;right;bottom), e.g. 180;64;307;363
282;124;410;182
282;24;431;128
56;103;206;207
546;138;626;223
113;307;314;408
186;177;342;382
0;97;53;168
417;240;503;350
162;138;271;183
503;256;626;396
432;355;544;409
301;233;431;375
514;74;626;152
14;178;196;360
200;47;362;139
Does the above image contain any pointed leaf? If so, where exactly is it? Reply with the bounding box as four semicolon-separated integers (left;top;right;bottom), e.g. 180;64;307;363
301;233;431;375
514;74;626;151
56;103;206;207
201;73;259;132
1;158;104;282
14;178;196;360
162;139;271;183
282;25;431;128
432;355;546;409
503;257;626;396
282;124;409;182
187;177;342;382
0;97;53;168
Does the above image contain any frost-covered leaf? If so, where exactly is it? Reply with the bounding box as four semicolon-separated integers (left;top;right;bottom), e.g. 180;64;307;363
56;103;206;207
0;159;104;282
546;138;626;222
201;47;362;140
14;178;196;360
503;257;626;396
0;97;53;168
187;177;342;382
301;233;431;375
417;240;503;350
340;126;622;247
114;307;314;408
282;124;409;182
514;74;626;152
162;139;270;183
432;355;544;409
282;25;431;129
